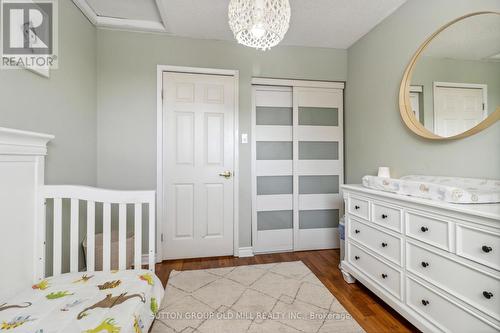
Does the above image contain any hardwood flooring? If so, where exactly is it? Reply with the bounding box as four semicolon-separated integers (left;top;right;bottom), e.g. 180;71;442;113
154;249;420;333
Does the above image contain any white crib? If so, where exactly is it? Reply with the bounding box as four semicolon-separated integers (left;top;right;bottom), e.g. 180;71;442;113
40;185;156;279
0;127;157;299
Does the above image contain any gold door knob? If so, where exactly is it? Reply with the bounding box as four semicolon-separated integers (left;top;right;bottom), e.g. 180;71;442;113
219;171;232;178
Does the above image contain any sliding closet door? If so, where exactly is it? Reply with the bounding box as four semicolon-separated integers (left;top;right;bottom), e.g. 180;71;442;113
252;83;343;253
294;87;343;250
252;86;294;253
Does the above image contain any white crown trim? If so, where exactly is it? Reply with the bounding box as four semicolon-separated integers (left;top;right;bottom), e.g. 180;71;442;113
72;0;167;33
0;127;54;156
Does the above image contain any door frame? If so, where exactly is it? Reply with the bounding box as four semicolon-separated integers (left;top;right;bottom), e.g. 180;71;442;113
432;81;488;133
156;65;240;260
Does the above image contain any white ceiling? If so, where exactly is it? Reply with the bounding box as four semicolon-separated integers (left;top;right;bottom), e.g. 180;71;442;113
75;0;408;49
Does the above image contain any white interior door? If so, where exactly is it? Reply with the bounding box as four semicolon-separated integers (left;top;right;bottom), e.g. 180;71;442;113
163;72;235;259
434;86;485;137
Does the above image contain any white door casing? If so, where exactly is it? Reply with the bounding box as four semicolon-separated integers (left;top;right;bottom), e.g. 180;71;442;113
162;71;236;259
433;82;487;137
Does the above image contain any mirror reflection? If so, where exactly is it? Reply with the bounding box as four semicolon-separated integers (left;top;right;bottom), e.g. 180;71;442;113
410;13;500;137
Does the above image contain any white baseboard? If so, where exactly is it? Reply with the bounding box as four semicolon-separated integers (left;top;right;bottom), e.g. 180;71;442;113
237;247;254;257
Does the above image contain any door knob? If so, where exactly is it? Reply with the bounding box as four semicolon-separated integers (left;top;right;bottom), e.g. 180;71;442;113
219;171;232;179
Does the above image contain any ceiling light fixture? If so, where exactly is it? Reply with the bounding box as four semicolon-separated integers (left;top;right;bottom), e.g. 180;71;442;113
228;0;291;51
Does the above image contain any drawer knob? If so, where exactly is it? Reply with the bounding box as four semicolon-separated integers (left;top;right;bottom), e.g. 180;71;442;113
354;256;360;260
354;205;360;210
420;226;429;232
381;242;388;248
421;299;430;306
381;214;388;219
482;245;492;253
421;261;429;268
483;291;493;299
355;229;360;234
381;273;388;279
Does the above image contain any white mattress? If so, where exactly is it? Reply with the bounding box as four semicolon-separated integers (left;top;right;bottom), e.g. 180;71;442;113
362;175;500;203
0;269;164;332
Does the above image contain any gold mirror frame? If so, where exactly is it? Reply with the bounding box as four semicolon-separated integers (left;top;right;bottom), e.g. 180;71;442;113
399;11;500;140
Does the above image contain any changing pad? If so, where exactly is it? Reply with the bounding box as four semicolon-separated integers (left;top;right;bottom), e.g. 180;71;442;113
362;175;500;203
0;269;164;332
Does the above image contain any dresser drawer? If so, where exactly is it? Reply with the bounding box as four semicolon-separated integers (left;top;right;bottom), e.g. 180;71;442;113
348;242;402;299
348;196;369;220
406;277;498;333
407;242;500;321
457;225;500;271
371;202;402;232
349;218;402;265
406;212;451;251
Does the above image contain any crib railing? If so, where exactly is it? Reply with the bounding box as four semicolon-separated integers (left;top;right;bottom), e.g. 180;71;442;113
38;185;156;280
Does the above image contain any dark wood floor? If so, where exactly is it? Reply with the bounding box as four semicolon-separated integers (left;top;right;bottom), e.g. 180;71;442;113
154;249;420;333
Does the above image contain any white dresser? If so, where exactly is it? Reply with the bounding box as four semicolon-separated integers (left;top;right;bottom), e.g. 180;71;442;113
341;184;500;333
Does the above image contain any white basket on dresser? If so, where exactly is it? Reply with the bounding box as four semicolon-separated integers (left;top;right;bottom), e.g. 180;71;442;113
341;184;500;333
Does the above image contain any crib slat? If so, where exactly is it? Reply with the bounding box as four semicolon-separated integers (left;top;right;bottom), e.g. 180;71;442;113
53;198;62;276
70;199;79;273
86;201;95;271
134;203;142;270
103;203;111;271
118;203;126;270
148;201;155;272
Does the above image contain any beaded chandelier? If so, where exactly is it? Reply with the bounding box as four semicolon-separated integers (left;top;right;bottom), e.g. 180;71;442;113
228;0;291;51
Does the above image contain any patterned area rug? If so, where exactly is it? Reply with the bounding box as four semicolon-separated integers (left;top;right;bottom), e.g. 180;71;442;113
151;261;365;333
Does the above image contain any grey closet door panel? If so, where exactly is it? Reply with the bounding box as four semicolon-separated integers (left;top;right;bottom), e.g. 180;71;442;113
257;176;293;195
299;209;339;229
299;107;339;126
256;107;293;125
256;142;293;160
299;141;339;160
257;210;293;230
299;175;339;194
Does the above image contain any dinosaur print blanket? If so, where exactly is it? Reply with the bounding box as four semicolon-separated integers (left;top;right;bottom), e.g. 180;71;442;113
0;269;164;332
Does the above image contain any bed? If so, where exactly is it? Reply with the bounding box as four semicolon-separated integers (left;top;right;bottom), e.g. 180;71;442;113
0;127;162;333
0;270;164;332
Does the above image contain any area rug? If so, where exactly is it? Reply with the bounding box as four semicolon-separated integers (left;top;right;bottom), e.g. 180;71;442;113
151;261;365;333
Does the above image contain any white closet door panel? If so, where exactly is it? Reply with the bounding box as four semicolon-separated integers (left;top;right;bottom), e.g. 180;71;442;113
256;160;293;176
256;194;293;211
256;126;293;141
252;83;343;254
255;87;293;107
296;87;342;107
296;126;341;141
299;194;341;210
296;228;339;251
297;160;341;175
254;229;293;253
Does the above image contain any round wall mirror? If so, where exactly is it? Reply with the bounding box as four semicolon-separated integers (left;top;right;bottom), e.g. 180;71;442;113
399;12;500;140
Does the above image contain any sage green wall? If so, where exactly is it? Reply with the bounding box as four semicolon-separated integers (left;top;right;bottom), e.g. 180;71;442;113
346;0;500;183
0;0;97;185
0;1;96;274
96;30;347;247
412;56;500;130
